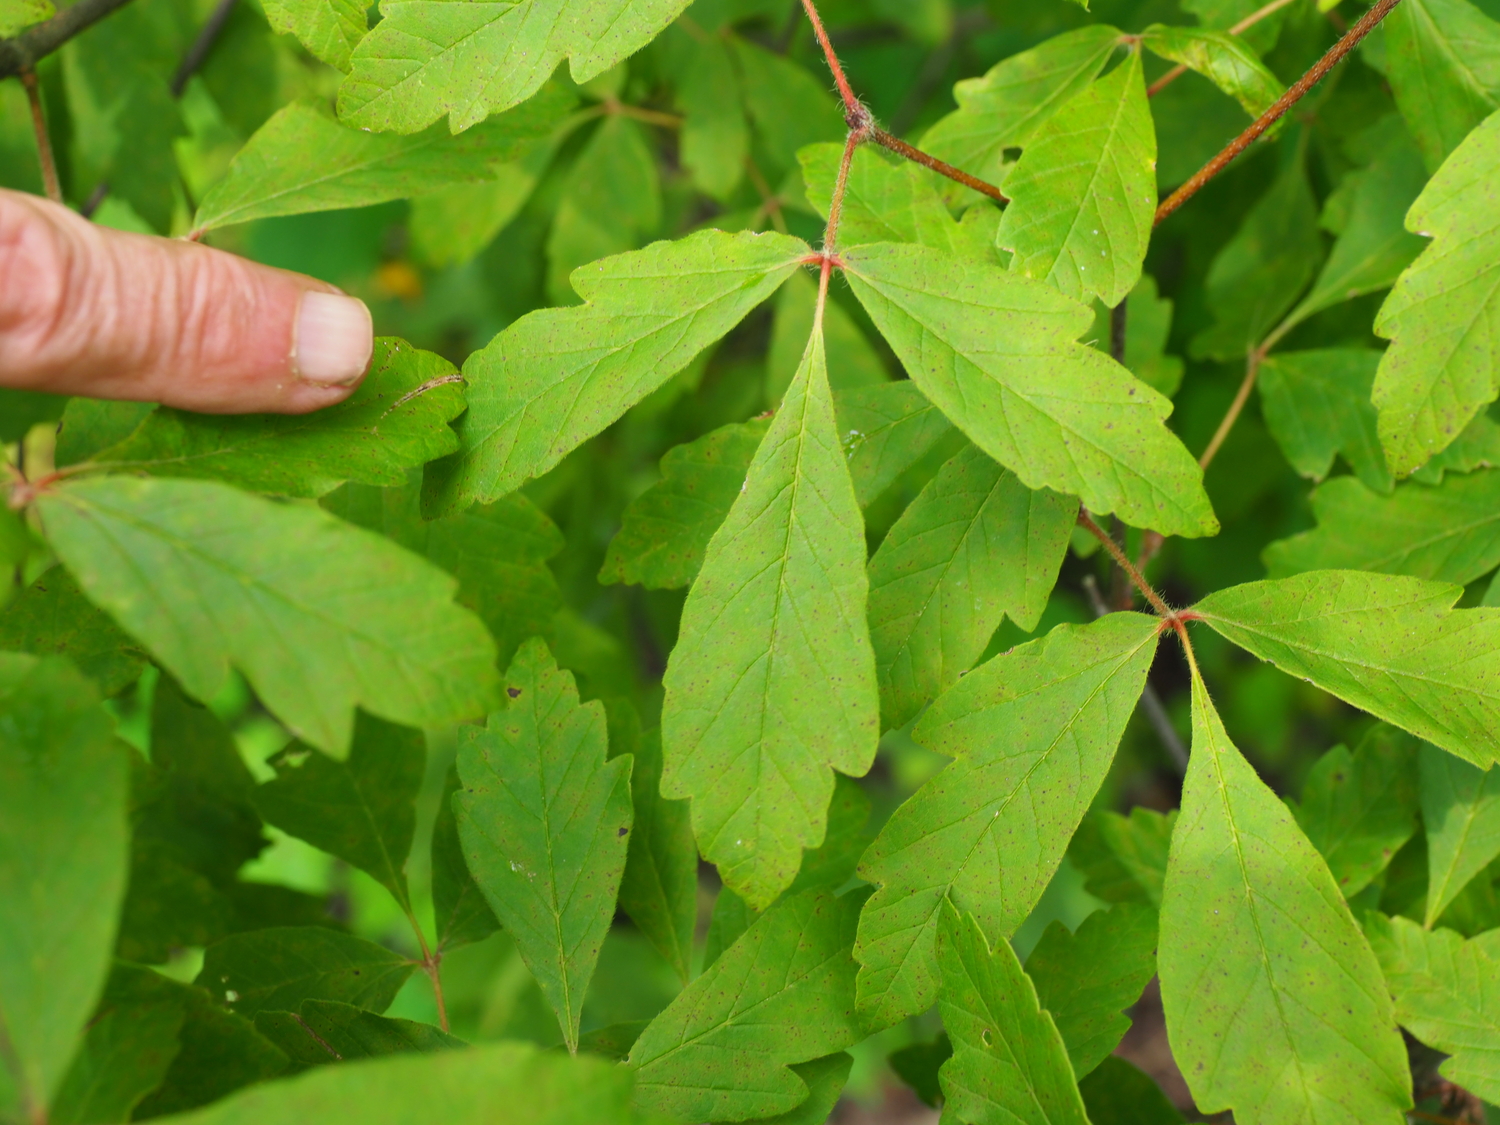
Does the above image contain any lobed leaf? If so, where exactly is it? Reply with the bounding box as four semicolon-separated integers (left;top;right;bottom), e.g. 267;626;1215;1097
661;324;878;909
1420;742;1500;924
854;613;1160;1028
1067;805;1176;906
768;270;890;399
195;928;414;1021
423;229;807;516
254;1000;463;1069
1256;349;1393;495
0;567;146;695
430;765;500;953
835;381;956;508
260;0;366;72
1383;0;1500;173
843;241;1216;537
1159;668;1411;1125
1079;1057;1184;1125
39;476;500;757
1142;24;1282;118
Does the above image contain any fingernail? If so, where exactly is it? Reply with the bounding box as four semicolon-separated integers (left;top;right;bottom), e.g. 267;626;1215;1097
294;291;373;387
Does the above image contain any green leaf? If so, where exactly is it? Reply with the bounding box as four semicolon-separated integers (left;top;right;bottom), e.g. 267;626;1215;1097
661;322;878;909
1067;806;1176;906
599;419;770;590
867;443;1077;729
431;765;499;953
1264;469;1500;584
995;48;1155;308
139;1041;639;1124
616;727;698;985
768;270;889;401
888;1035;950;1108
50;996;183;1125
1256;349;1394;495
261;0;366;71
731;37;845;173
196;928;414;1021
673;33;748;201
1077;1057;1184;1125
1383;0;1500;173
1194;571;1500;769
842;241;1216;538
702;884;758;972
423;229;807;516
96;339;465;498
1281;129;1430;332
1142;24;1282;117
1420;742;1500;924
1181;0;1287;53
1411;411;1500;484
338;0;692;134
410;158;541;269
1364;912;1500;1103
1158;668;1411;1124
854;613;1160;1028
1025;903;1158;1079
455;638;633;1052
1288;725;1420;899
0;655;128;1122
1191;152;1322;359
1373;107;1500;476
0;0;53;36
934;901;1089;1125
835;381;956;508
1088;274;1184;398
0;567;146;695
193;94;566;233
739;1053;853;1125
54;399;154;469
255;1000;463;1068
920;25;1122;190
626;889;866;1122
38;476;500;757
252;714;425;914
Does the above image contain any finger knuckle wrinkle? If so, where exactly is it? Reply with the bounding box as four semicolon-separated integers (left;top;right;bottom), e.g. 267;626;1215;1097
0;196;74;360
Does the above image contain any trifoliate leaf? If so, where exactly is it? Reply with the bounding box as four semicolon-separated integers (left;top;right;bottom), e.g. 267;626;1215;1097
835;381;956;507
1256;349;1394;495
995;48;1156;308
1364;912;1500;1102
192;93;566;233
1194;571;1500;769
616;727;698;984
338;0;692;133
1264;470;1500;584
1373;108;1500;476
252;714;425;914
196;928;414;1021
1420;742;1500;924
0;567;146;695
1067;806;1176;906
0;0;53;36
255;1000;464;1068
137;1041;638;1124
1087;274;1184;397
261;0;366;71
934;901;1090;1125
854;614;1160;1028
1159;668;1411;1125
96;339;465;498
600;419;769;589
627;889;865;1122
768;270;889;400
1191;153;1322;359
1281;129;1429;331
867;443;1077;730
920;25;1122;189
661;324;878;909
1288;725;1420;898
1025;902;1158;1079
1383;0;1500;172
423;229;807;516
455;638;632;1052
842;241;1216;537
1078;1057;1184;1125
0;655;128;1121
732;37;845;174
1142;25;1282;118
431;765;499;953
39;476;500;757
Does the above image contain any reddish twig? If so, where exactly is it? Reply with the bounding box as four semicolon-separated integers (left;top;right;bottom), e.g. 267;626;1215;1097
800;0;861;115
871;127;1009;203
1077;510;1177;621
18;67;60;204
1198;346;1264;472
823;125;868;252
1154;0;1404;225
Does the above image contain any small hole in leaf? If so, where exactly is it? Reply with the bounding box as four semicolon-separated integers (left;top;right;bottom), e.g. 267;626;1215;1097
508;687;522;699
618;827;628;837
980;1028;992;1048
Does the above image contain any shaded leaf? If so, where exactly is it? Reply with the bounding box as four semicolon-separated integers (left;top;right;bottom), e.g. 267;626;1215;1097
935;901;1089;1125
835;381;956;508
867;443;1077;729
195;928;414;1021
1088;274;1184;398
1195;571;1500;769
661;323;878;909
255;1000;463;1069
627;889;865;1123
1384;0;1500;172
1421;742;1500;924
1142;24;1282;118
423;229;807;516
843;241;1215;537
1066;806;1176;906
673;32;747;200
50;997;183;1125
410;158;541;269
1257;349;1393;495
1158;668;1410;1124
1077;1057;1184;1125
0;567;146;695
455;638;633;1052
732;37;844;173
0;655;128;1121
855;613;1160;1028
768;269;889;401
38;476;500;758
430;765;499;954
888;1034;951;1109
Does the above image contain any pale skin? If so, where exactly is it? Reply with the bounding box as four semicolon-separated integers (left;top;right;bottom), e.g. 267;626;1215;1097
0;188;374;415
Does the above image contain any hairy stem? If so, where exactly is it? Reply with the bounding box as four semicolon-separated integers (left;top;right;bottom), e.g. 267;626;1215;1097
0;0;136;78
871;127;1009;203
823;126;866;253
1155;0;1403;225
1146;0;1302;97
800;0;861;115
1198;347;1263;472
19;67;60;204
1078;510;1176;620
